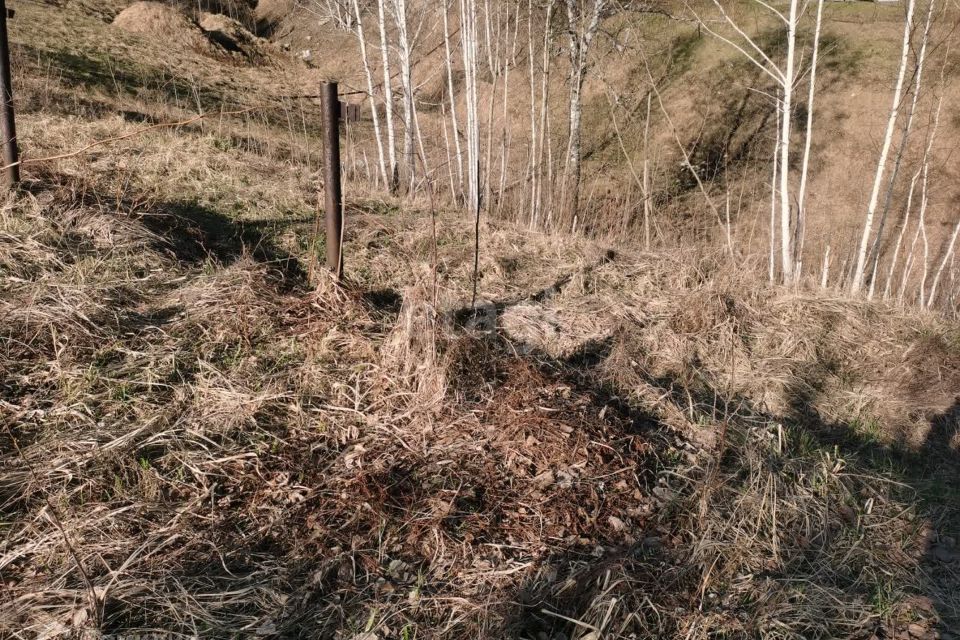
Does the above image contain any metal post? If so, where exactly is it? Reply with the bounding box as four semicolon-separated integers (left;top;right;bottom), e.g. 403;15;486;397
321;82;343;278
0;0;18;189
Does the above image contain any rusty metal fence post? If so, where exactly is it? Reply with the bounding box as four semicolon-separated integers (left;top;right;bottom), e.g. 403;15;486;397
0;0;18;189
321;82;343;278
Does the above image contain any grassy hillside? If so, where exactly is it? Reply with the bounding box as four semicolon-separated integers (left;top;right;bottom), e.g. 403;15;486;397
261;0;960;295
2;1;960;639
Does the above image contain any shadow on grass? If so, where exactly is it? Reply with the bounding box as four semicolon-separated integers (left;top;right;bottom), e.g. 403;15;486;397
19;46;228;111
23;171;311;286
139;200;308;280
16;44;326;136
71;268;959;637
447;275;960;638
495;338;960;637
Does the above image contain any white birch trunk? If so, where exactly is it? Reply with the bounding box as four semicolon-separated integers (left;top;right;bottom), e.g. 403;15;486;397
442;0;464;199
821;245;831;289
920;195;930;306
794;0;823;275
484;54;498;215
777;0;799;281
886;85;944;299
868;0;935;297
643;91;652;251
392;0;416;192
535;0;556;226
460;0;481;215
928;219;960;309
526;0;539;225
882;171;919;300
441;103;457;201
377;0;398;190
851;0;916;294
497;13;513;217
351;0;387;187
562;0;605;221
770;92;780;284
483;0;495;76
901;161;931;304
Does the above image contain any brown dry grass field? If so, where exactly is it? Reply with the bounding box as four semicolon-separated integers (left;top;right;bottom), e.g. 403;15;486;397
2;1;960;639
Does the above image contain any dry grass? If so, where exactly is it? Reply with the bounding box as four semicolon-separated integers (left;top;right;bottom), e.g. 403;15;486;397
3;155;959;637
2;2;960;638
113;2;214;52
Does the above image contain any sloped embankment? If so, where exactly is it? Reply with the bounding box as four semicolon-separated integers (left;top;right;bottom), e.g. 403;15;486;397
2;161;958;637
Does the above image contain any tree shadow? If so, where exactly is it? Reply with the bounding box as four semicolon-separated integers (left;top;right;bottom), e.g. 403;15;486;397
69;263;960;637
485;337;681;639
19;47;228;113
451;276;960;637
24;171;311;285
783;376;960;634
497;339;960;637
138;200;308;281
451;250;617;330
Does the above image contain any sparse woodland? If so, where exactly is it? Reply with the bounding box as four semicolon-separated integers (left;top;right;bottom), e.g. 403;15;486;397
306;0;960;312
2;0;960;638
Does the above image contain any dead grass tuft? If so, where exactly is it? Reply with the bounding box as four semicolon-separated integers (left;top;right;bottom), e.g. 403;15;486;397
382;282;449;408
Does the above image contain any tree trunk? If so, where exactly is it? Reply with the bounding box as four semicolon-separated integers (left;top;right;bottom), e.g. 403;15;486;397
350;0;387;187
535;0;556;227
526;0;539;226
928;219;960;309
643;91;652;251
770;90;780;284
777;0;798;282
442;0;464;200
794;0;823;277
392;0;416;192
885;87;944;299
562;0;605;223
851;0;916;294
376;0;398;191
460;0;481;215
883;171;920;300
867;0;935;298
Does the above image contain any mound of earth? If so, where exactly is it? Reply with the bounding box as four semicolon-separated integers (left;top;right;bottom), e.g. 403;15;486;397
199;12;270;62
113;2;273;63
112;2;212;51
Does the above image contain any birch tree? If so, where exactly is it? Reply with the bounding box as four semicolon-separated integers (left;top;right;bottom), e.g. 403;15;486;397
530;0;557;228
526;0;539;225
391;0;417;192
460;0;481;215
777;0;799;281
866;0;936;298
794;0;824;275
850;0;917;294
928;219;960;309
376;0;398;191
350;0;387;187
884;67;945;300
688;0;824;283
898;161;931;304
312;0;357;30
562;0;607;222
442;0;464;199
